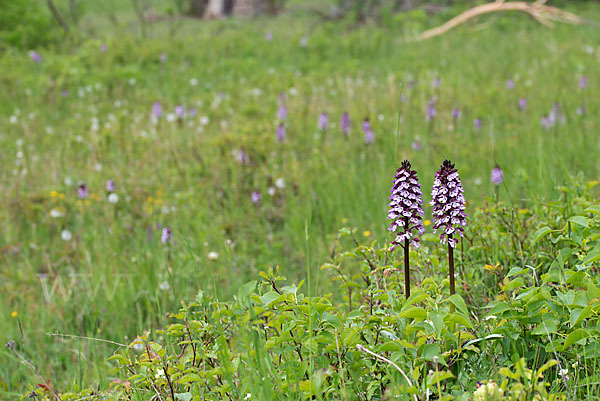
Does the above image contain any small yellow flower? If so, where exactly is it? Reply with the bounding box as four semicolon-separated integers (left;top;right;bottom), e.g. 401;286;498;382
58;193;65;199
146;196;153;203
424;220;431;226
50;190;58;197
363;230;371;237
11;311;17;318
341;218;348;224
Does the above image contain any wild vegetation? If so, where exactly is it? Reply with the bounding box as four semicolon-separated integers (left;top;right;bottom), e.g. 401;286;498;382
0;1;599;400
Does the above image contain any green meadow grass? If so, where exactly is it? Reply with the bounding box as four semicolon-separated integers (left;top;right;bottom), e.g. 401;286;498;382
0;4;599;396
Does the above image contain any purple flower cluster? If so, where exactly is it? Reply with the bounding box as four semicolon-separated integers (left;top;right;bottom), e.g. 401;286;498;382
161;226;171;244
426;98;436;122
78;184;88;199
430;160;467;248
318;112;329;131
341;112;350;136
362;119;374;144
388;161;424;250
491;166;504;186
276;123;286;142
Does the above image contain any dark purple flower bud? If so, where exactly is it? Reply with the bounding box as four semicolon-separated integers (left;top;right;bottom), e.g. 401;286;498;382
106;179;116;192
152;102;163;118
452;108;461;119
426;99;436;122
175;105;185;118
100;43;107;53
430;160;467;248
276;123;286;142
362;119;374;144
388;160;424;250
251;191;262;204
518;98;527;111
277;105;287;121
78;184;88;199
491;166;504;186
411;140;422;151
29;51;41;63
474;118;482;130
506;79;515;90
579;76;588;89
161;226;171;244
341;112;350;136
318;112;329;131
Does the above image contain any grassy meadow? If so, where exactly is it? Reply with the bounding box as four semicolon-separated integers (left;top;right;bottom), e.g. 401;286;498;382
1;2;600;399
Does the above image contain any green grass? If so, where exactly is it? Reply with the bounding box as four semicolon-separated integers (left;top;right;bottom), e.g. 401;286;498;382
0;3;599;397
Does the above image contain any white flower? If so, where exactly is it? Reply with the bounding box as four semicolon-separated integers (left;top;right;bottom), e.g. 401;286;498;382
155;369;165;379
275;178;285;189
128;78;136;85
50;209;63;218
268;187;276;196
94;163;102;171
64;177;73;186
190;77;198;86
158;281;170;291
107;193;119;204
166;113;176;123
207;251;219;260
61;230;72;241
244;394;251;400
200;116;210;125
9;115;18;124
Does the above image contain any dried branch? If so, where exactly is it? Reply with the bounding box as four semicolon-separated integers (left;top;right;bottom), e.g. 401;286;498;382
417;1;584;41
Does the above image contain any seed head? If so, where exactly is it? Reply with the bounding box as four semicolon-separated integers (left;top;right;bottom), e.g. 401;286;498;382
430;160;467;248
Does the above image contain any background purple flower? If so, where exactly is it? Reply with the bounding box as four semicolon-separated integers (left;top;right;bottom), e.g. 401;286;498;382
29;51;41;63
579;76;588;89
577;105;586;115
100;43;107;53
452;108;461;119
318;112;329;131
430;160;467;248
266;31;273;41
161;227;171;244
277;105;287;121
251;191;262;204
175;105;185;118
411;140;422;151
106;179;116;192
491;166;504;186
341;112;350;136
152;102;163;118
426;99;436;121
388;160;424;250
474;118;482;129
362;119;374;144
506;79;515;90
78;184;88;199
433;77;441;89
160;53;167;63
519;98;527;111
276;123;286;142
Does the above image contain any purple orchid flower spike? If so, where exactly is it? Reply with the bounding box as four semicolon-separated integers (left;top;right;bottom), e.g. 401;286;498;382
362;119;374;144
388;160;424;299
431;160;467;295
78;184;89;199
276;123;286;142
161;226;171;244
318;112;329;131
341;112;350;136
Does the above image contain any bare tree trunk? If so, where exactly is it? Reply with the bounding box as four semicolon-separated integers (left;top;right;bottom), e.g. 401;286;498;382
46;0;69;33
205;0;224;18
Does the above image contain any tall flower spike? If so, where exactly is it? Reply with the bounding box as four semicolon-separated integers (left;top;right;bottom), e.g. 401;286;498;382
388;160;424;300
431;160;466;295
430;160;467;248
388;160;425;250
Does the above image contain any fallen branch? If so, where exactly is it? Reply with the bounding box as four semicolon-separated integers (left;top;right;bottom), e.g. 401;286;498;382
417;1;584;41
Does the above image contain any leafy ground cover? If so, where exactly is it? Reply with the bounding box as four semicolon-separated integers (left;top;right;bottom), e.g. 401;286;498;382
1;2;599;399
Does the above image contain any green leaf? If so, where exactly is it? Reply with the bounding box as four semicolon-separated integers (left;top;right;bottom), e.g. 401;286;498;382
506;267;528;278
400;306;428;320
562;328;592;349
179;374;202;383
259;291;282;307
421;343;442;362
570;216;589;228
175;393;192;401
428;370;454;386
531;227;553;245
584;205;600;215
448;294;469;316
583;245;600;266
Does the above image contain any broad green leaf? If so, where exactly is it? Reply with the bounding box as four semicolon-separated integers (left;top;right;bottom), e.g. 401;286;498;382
179;374;202;383
400;306;428;320
531;227;553;245
570;216;589;228
562;328;592;349
448;294;469;317
428;370;454;386
175;393;192;401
